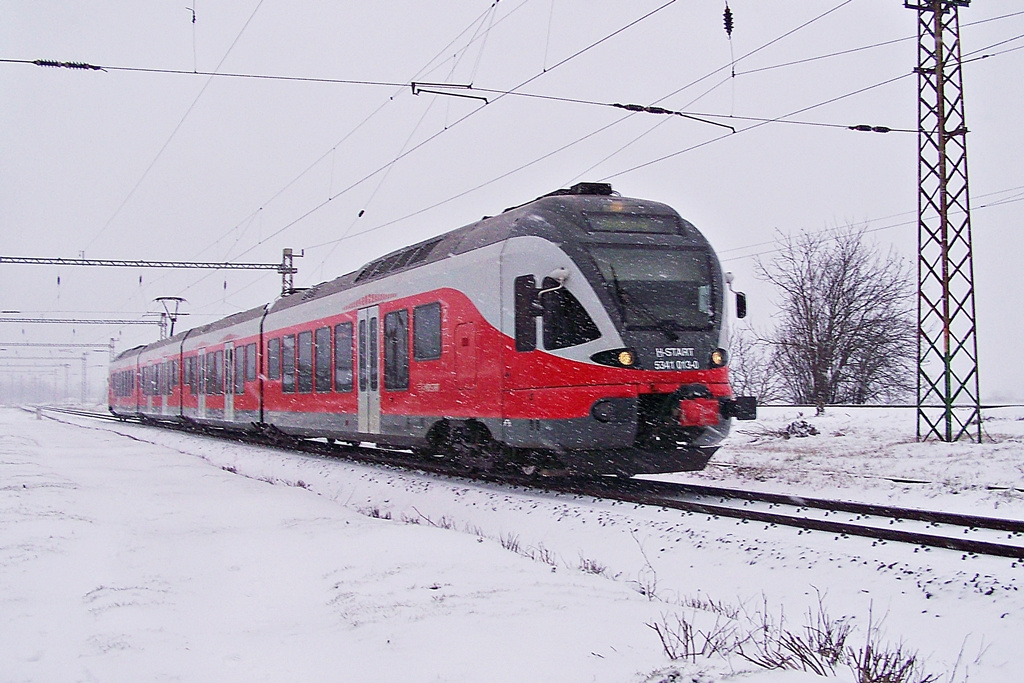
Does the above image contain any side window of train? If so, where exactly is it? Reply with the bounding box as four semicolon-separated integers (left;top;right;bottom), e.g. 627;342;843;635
245;343;257;383
204;352;214;395
369;317;379;392
514;275;538;352
541;277;601;350
358;320;367;392
213;350;224;395
282;334;296;393
413;302;442;361
314;326;332;393
234;347;245;394
334;322;354;392
197;355;206;395
297;330;314;393
267;338;281;381
384;309;410;391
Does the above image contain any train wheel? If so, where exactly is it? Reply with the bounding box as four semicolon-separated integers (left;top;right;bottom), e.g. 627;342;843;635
426;419;500;472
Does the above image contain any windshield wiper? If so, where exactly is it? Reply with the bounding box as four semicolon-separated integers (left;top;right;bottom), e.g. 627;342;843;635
606;265;678;342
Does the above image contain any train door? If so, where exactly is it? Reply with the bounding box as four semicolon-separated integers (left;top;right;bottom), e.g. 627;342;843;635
197;348;207;419
455;322;478;390
224;343;235;422
357;306;381;434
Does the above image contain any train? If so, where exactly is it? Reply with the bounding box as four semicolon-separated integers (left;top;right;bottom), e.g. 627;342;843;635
109;182;756;476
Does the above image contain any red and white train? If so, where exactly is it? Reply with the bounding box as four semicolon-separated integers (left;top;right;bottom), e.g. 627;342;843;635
109;183;755;476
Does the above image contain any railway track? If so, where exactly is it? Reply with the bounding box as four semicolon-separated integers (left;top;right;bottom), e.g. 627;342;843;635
35;405;1024;561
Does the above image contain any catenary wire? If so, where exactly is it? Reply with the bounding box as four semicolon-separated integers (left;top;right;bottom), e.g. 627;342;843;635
80;0;267;254
299;1;872;253
225;0;684;262
101;0;529;315
32;3;1019;334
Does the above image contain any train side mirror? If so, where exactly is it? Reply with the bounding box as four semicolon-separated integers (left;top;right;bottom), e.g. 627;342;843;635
547;267;569;284
735;292;747;319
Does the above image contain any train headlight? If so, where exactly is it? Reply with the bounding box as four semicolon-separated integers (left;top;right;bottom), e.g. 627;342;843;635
710;348;728;367
590;348;639;368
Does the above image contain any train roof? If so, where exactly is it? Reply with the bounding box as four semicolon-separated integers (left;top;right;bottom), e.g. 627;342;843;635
269;183;707;313
112;304;267;362
113;184;709;359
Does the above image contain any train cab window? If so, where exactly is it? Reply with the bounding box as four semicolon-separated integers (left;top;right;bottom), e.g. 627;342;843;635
297;330;314;393
282;335;296;393
334;322;353;392
234;347;245;394
267;338;281;381
541;278;601;350
314;327;332;393
384;310;409;391
245;343;257;382
514;275;538;352
413;302;442;361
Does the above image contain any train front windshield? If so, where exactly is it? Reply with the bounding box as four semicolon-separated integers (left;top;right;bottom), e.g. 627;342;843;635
588;246;715;330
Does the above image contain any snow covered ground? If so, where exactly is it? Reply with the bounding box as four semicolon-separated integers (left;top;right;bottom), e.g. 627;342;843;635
2;405;1022;682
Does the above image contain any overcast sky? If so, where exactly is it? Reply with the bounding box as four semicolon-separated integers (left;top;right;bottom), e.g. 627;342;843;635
2;1;1023;401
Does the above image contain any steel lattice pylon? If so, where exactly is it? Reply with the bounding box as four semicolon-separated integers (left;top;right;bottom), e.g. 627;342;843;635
908;0;981;442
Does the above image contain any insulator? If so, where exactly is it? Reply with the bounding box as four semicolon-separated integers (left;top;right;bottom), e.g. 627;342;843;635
33;59;103;71
724;5;734;37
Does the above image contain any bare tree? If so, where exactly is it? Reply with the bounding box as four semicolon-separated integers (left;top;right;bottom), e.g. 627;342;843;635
728;326;787;403
756;226;915;412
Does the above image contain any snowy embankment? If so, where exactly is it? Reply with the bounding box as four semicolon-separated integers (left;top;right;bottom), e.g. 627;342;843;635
2;406;1022;682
